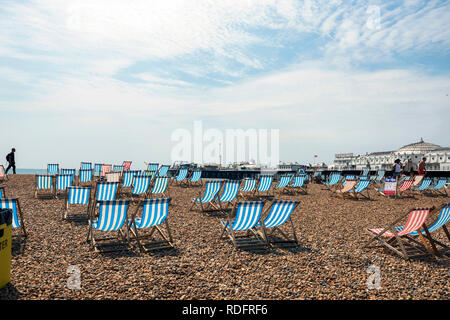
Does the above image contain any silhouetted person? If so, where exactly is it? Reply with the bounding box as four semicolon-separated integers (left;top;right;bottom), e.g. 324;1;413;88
5;148;16;174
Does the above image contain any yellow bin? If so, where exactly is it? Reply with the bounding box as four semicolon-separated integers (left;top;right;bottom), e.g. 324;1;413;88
0;209;12;289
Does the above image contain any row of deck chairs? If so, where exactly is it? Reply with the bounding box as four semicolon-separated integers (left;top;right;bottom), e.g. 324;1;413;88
171;168;203;187
376;175;449;198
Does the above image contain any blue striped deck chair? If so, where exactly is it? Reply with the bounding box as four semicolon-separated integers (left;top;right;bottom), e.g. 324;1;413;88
211;180;241;211
274;174;294;193
323;172;342;191
131;175;151;199
63;186;91;220
287;175;308;194
121;170;141;189
93;182;119;204
61;168;76;178
425;178;448;197
0;165;8;182
128;198;174;252
220;201;268;249
257;200;300;247
54;174;74;198
34;175;54;199
78;169;93;186
239;178;257;198
142;170;157;181
188;170;202;186
348;179;371;200
0;187;5;199
0;198;27;240
414;178;433;193
171;168;188;185
94;163;102;177
113;165;125;173
146;163;159;172
190;181;222;212
157;165;170;177
87;200;130;252
80;162;92;170
47;163;59;175
254;175;274;199
149;176;169;198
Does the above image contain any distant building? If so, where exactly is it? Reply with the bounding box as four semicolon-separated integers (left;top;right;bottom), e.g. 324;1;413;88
329;139;450;171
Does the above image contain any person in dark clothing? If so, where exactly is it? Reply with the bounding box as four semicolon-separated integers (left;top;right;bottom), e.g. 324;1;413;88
5;148;16;174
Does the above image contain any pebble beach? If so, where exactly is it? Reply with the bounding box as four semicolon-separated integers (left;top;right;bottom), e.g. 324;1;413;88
0;174;449;300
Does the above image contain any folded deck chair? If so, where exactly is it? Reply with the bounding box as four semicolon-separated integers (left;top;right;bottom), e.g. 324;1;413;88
146;163;159;172
0;187;5;199
348;179;371;200
220;201;268;249
47;163;59;175
34;175;54;199
128;198;173;252
78;169;93;186
157;165;170;177
101;164;112;177
364;207;436;260
171;168;188;185
0;165;8;182
253;175;274;199
211;180;241;211
414;178;433;193
425;178;448;197
190;181;222;212
63;186;91;220
54;174;74;198
87;200;130;252
239;178;257;198
94;163;103;177
130;175;151;200
274;174;294;194
105;172;121;183
122;161;132;172
335;179;357;197
256;200;300;247
80;162;92;170
188;170;202;186
0;198;27;241
287;175;308;195
113;165;125;173
148;176;169;198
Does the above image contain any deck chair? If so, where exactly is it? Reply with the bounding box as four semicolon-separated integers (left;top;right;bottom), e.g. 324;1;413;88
335;179;357;197
54;174;74;198
87;200;130;252
130;175;151;200
157;165;170;177
374;170;385;185
128;198;174;252
80;162;92;170
78;169;93;186
148;176;169;198
0;198;27;241
0;187;6;199
143;170;157;180
364;206;436;260
323;173;342;190
105;172;121;183
119;170;141;195
0;165;8;182
34;175;54;199
171;168;188;185
348;179;371;200
113;165;125;173
425;178;448;197
94;163;103;177
253;175;274;199
211;180;241;211
256;200;300;247
47;163;59;175
61;168;76;177
220;201;268;249
146;163;159;172
287;175;308;195
414;178;433;193
188;170;202;186
122;161;132;172
93;182;119;204
101;164;112;177
190;181;222;212
63;186;91;220
239;178;257;198
274;174;294;194
397;177;417;198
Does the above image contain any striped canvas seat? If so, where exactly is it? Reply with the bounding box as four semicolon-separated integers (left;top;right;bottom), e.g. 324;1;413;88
364;207;435;260
80;162;92;170
157;165;170;177
288;175;308;194
408;204;450;236
415;178;433;192
190;181;222;212
275;174;293;190
122;170;141;188
113;165;125;173
34;175;53;198
106;172;121;183
348;179;371;199
254;175;274;198
101;164;112;177
336;180;356;195
94;182;119;202
128;198;173;251
172;168;188;182
122;161;132;171
47;164;59;175
61;169;76;176
94;163;103;176
78;169;93;184
64;186;91;220
212;180;240;210
240;178;257;196
131;176;151;196
55;174;74;197
147;163;159;172
323;173;342;189
220;201;267;249
427;179;448;196
0;198;27;238
87;200;130;252
397;179;415;198
149;177;169;197
189;170;202;186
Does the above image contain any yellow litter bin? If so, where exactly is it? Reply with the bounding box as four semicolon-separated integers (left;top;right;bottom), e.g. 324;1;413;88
0;209;12;289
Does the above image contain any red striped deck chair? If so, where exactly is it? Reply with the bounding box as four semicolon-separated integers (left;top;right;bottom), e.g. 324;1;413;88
397;177;417;198
334;179;357;198
364;206;436;260
122;161;132;172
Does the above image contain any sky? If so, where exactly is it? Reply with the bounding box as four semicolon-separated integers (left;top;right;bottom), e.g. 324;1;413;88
1;0;449;170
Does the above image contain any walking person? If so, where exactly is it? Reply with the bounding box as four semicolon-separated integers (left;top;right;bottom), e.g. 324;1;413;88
5;148;16;174
392;159;402;178
418;157;427;176
403;157;414;176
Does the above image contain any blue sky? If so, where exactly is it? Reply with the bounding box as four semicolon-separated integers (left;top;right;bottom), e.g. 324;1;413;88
1;0;449;169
